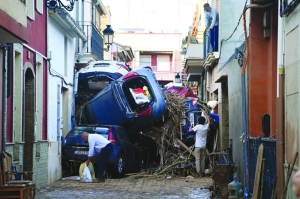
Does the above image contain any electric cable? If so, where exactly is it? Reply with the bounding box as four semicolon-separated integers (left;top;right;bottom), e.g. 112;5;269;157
46;58;74;86
218;0;249;59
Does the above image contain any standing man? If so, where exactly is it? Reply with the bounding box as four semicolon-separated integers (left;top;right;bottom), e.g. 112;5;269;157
204;3;219;52
81;132;113;183
189;111;210;177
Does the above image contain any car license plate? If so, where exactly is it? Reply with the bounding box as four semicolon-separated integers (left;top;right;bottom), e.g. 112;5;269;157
74;150;88;155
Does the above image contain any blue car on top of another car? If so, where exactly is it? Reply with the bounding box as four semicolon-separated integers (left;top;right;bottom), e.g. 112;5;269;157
78;67;167;130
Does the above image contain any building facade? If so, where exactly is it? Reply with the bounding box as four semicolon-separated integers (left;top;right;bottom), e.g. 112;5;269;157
280;0;300;198
183;0;280;197
114;32;182;86
47;0;110;184
0;0;29;158
1;0;48;189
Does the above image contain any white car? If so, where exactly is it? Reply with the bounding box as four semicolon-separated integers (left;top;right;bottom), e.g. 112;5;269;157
74;60;130;94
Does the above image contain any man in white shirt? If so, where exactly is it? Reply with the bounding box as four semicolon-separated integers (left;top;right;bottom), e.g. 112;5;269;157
189;111;210;177
82;132;113;183
204;3;219;52
293;169;300;197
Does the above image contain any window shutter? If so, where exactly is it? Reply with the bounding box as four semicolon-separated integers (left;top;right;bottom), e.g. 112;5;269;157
157;55;170;71
36;0;43;14
27;0;35;20
139;55;151;68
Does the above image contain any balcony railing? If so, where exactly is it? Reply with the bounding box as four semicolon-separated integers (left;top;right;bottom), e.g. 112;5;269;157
203;30;210;60
80;22;104;60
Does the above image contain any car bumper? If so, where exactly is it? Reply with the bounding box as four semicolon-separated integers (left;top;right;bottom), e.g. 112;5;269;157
62;144;120;164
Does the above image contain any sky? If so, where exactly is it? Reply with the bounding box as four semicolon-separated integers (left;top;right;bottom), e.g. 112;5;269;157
101;0;198;34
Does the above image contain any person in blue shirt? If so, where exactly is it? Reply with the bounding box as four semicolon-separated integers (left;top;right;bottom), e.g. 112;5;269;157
81;132;113;183
204;3;219;52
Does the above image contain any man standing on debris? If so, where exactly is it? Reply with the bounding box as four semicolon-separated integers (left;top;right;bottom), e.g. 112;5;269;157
204;3;219;52
81;132;113;183
189;111;210;177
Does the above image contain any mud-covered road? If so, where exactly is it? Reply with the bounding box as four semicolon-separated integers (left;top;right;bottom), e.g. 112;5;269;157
35;176;212;199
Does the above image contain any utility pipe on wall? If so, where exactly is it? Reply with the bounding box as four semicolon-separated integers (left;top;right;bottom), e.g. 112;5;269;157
276;0;286;196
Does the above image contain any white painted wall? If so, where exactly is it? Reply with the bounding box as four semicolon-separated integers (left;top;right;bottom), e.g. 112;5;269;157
47;17;77;183
283;4;300;199
218;0;248;70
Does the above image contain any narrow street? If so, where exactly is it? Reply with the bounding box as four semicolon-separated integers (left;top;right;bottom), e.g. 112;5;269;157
35;176;212;199
2;0;300;198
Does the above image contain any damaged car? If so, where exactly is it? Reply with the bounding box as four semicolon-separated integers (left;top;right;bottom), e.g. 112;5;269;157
74;61;131;111
78;67;167;130
62;125;145;178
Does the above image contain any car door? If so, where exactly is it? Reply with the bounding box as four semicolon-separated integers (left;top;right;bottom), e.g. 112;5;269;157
114;127;139;171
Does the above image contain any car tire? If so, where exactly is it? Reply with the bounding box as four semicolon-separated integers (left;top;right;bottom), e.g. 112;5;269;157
111;155;125;178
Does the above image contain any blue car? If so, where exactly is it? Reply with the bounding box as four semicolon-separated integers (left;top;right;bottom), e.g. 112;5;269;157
78;67;167;130
62;125;144;178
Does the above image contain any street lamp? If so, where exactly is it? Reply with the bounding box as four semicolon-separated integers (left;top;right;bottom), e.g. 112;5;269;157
47;0;77;12
103;25;114;52
175;73;181;83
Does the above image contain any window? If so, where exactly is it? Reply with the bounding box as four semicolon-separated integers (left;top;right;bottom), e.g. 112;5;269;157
35;54;43;141
57;85;61;153
139;55;151;68
26;0;35;20
13;44;23;143
36;0;43;14
157;55;170;71
64;36;68;76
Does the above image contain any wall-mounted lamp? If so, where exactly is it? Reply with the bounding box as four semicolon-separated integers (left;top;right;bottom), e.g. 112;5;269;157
103;25;115;52
234;48;244;67
47;0;77;12
175;73;181;83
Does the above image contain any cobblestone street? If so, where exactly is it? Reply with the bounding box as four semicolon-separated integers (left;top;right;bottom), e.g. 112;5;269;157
35;176;212;199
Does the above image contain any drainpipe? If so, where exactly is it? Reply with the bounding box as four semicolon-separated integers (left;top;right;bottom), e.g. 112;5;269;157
76;41;87;63
1;45;8;152
201;75;204;101
241;6;249;193
277;0;285;196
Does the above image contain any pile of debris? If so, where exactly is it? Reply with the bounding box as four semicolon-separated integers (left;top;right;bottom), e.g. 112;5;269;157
128;92;210;179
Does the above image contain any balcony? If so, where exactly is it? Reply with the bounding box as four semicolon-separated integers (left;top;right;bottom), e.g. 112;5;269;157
183;43;204;82
81;23;104;60
203;52;219;70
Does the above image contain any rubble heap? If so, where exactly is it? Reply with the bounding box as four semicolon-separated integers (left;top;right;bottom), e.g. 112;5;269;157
128;92;210;179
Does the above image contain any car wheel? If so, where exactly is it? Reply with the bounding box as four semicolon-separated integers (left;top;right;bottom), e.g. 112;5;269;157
111;155;125;178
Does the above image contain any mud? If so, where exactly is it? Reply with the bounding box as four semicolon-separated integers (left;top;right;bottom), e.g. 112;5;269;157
35;176;212;199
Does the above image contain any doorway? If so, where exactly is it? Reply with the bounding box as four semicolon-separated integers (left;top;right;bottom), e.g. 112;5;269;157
23;68;35;180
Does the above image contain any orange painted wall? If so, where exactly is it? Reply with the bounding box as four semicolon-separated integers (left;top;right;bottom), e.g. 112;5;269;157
248;3;278;137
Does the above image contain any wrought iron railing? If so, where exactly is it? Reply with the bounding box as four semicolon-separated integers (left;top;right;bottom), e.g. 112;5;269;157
79;22;104;60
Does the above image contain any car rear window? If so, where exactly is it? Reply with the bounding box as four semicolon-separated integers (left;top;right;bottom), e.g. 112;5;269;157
65;127;110;145
122;77;154;112
93;63;110;67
